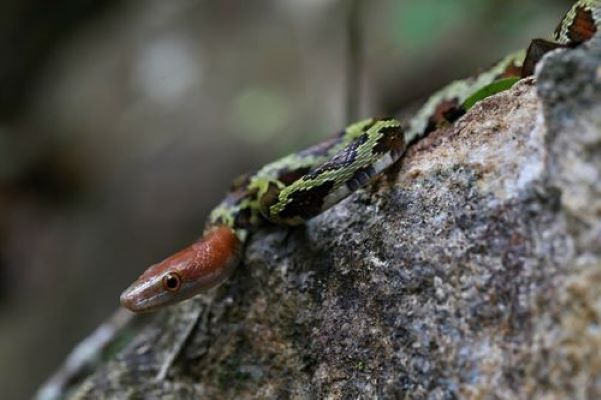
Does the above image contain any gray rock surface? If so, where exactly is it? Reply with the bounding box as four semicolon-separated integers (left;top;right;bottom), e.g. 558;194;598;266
66;44;601;399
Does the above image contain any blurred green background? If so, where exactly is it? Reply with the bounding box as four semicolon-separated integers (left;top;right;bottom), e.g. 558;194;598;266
0;0;571;398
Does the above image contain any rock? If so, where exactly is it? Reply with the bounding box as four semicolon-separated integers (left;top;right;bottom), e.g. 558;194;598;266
62;43;601;399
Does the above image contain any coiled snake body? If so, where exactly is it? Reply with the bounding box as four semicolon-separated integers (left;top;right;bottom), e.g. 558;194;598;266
121;0;601;312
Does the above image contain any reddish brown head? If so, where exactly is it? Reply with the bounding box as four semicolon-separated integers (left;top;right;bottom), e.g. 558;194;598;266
120;225;241;312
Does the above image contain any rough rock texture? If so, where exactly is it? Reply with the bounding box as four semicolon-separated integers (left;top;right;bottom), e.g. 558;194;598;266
66;44;601;399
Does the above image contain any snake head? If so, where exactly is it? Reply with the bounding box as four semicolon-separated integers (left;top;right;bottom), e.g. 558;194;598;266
120;225;241;312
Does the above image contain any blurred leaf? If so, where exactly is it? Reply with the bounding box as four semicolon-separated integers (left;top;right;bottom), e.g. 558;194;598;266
462;77;519;110
391;0;488;51
228;87;291;143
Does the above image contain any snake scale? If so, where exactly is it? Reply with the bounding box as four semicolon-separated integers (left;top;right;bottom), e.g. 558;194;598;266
121;0;601;312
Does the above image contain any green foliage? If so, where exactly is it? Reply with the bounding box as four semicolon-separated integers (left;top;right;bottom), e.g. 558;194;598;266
391;0;487;50
462;77;520;110
228;87;291;142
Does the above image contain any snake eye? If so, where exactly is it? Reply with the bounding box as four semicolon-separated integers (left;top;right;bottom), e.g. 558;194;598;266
162;272;182;292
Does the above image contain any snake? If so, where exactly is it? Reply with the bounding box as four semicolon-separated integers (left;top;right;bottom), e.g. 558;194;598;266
120;0;601;312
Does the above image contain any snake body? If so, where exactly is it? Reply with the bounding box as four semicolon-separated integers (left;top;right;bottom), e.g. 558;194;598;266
121;0;601;312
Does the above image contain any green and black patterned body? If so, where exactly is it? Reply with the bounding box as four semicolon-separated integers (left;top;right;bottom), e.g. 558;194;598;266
210;0;601;233
121;0;601;312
